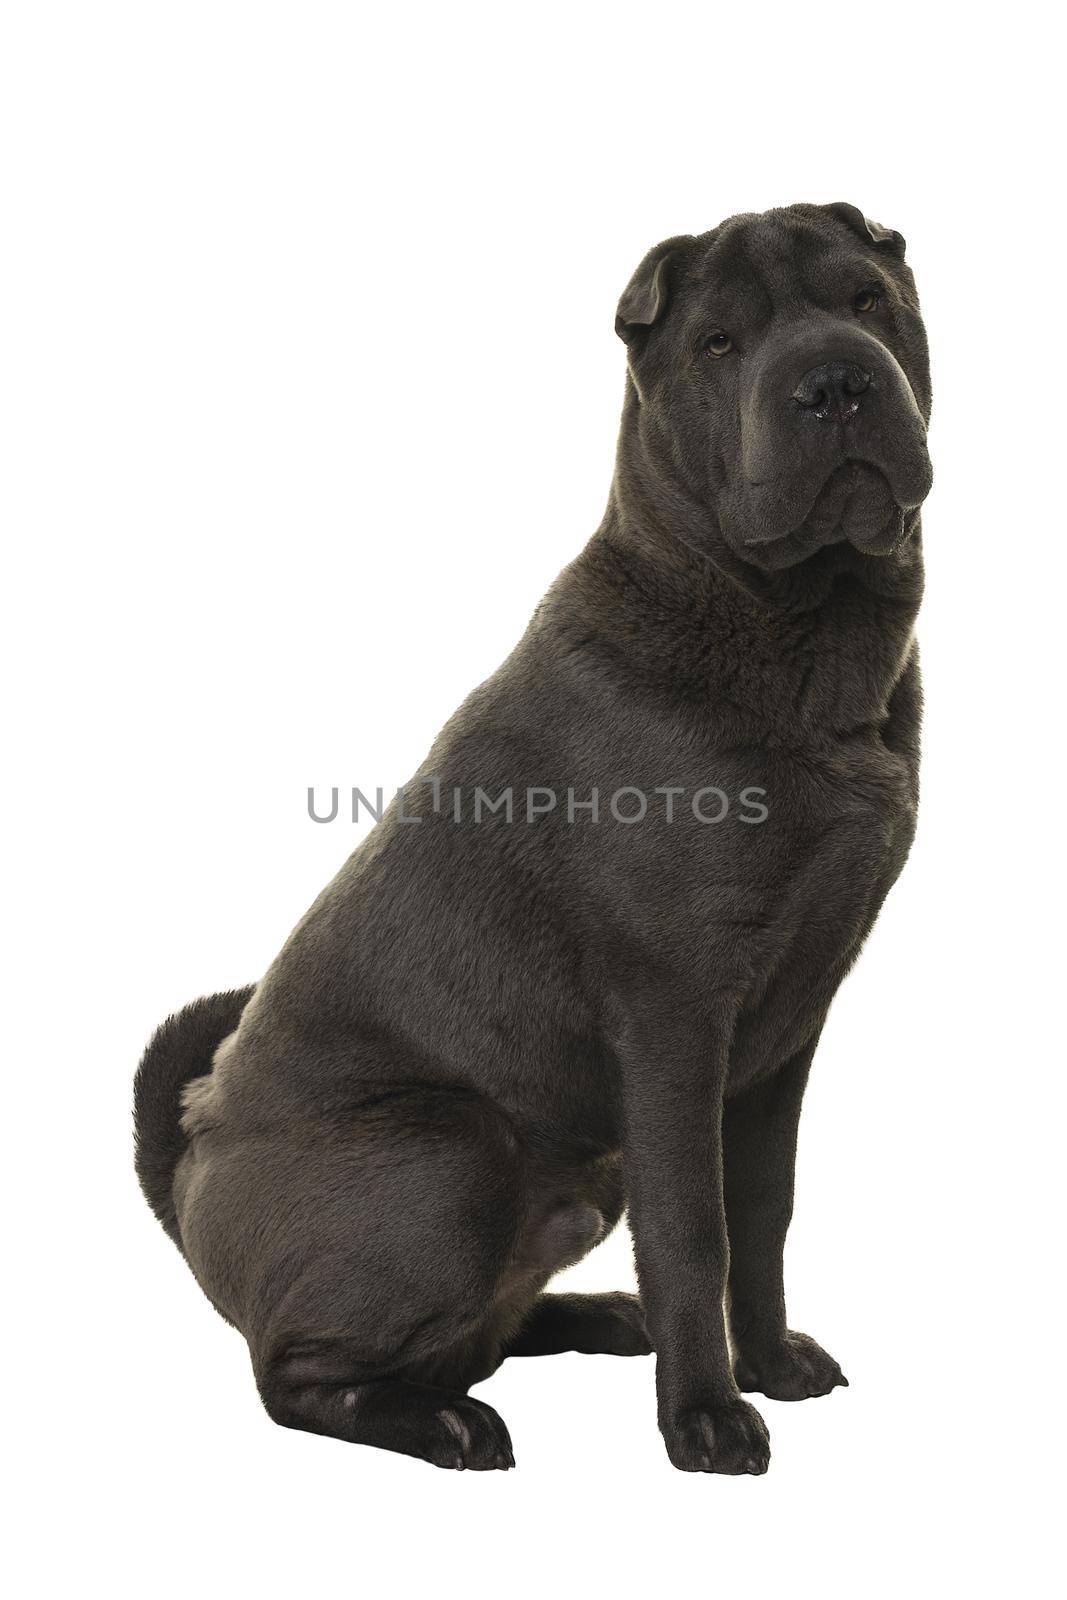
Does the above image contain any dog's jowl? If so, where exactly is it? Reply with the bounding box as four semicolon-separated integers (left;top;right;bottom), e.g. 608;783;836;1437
135;203;932;1474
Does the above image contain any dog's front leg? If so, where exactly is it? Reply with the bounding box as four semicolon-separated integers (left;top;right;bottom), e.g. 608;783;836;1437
724;1046;848;1401
617;996;771;1475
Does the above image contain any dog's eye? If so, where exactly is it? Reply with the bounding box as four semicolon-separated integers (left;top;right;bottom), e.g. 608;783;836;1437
703;331;733;357
854;289;880;313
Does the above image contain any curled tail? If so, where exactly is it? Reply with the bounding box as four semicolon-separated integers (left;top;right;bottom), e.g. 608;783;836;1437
133;986;255;1247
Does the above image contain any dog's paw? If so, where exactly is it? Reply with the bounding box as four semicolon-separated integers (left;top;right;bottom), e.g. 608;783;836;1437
734;1331;847;1401
427;1397;515;1471
595;1292;654;1356
662;1398;770;1475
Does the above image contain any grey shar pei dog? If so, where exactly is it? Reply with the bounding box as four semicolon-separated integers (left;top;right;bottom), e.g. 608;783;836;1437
136;201;932;1474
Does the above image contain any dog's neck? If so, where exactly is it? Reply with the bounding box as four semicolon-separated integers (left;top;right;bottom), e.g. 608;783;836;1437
548;397;924;742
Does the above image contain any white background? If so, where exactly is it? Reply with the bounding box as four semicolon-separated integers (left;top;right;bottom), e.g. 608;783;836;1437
4;3;1063;1595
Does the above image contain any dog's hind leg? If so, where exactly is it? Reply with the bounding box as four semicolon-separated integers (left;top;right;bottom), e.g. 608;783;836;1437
259;1363;515;1471
504;1292;651;1357
176;1085;528;1469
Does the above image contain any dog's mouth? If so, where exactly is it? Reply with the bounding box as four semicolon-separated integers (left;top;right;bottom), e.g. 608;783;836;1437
744;461;913;561
793;461;908;555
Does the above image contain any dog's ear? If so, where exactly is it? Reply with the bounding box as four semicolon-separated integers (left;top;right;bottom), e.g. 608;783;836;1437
615;235;695;343
824;201;906;259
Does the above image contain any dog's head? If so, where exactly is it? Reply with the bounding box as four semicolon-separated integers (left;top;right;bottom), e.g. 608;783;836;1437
616;203;932;569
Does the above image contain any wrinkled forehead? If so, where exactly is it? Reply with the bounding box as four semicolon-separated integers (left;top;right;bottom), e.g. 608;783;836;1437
679;212;866;319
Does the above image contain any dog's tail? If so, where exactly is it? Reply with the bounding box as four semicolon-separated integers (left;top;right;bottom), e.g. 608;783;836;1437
133;986;255;1248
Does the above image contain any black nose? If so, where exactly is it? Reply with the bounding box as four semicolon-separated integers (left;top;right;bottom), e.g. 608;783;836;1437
793;361;871;421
